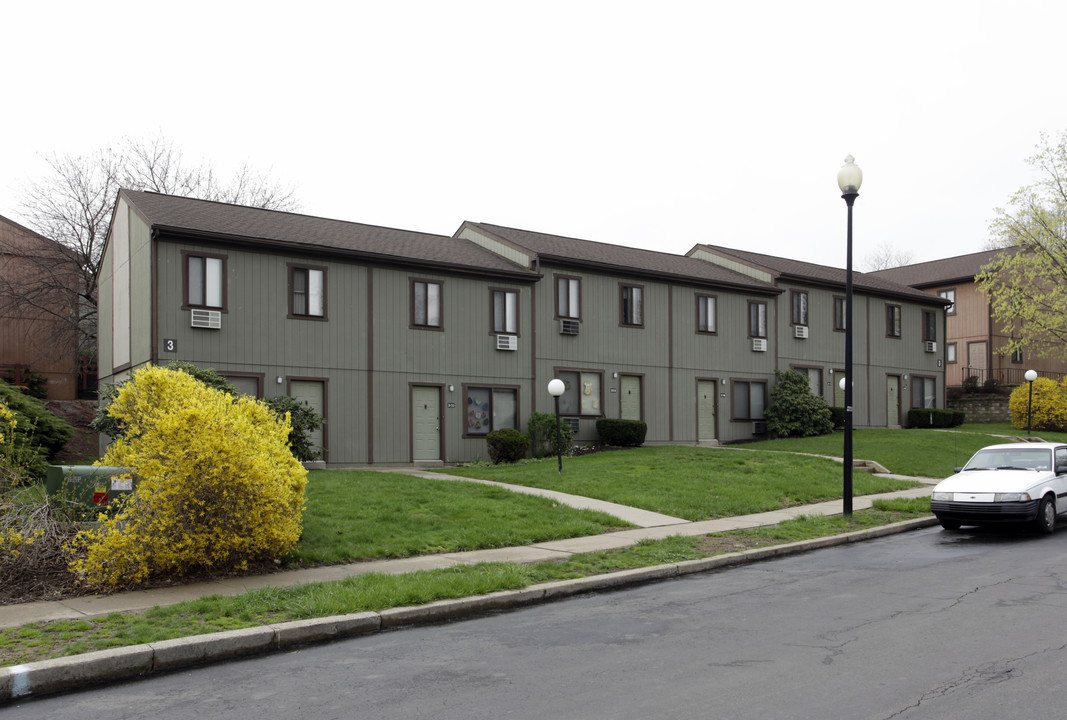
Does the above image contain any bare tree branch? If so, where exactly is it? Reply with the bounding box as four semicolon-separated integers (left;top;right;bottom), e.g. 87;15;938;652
3;135;298;357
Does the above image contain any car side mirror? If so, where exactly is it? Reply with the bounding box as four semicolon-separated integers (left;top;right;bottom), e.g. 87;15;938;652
954;467;963;474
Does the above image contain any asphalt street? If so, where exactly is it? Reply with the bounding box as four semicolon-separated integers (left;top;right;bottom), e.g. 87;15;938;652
8;524;1067;719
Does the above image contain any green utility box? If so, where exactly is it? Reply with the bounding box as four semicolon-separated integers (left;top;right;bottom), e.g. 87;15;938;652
45;465;137;518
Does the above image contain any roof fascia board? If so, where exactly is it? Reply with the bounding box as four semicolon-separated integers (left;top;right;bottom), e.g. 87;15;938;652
455;222;536;270
536;255;782;296
152;228;541;283
689;246;776;284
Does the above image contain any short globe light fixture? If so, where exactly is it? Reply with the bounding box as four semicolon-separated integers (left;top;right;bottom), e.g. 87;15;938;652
1025;369;1038;435
547;379;566;473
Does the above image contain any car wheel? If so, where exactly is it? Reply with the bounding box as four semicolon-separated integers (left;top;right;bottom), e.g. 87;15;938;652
1033;495;1056;534
938;518;961;531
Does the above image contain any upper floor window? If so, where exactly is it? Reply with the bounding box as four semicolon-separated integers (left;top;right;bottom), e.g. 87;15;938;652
184;252;226;309
886;304;902;338
922;310;936;342
1012;348;1023;364
412;279;442;329
492;289;518;334
557;369;603;417
290;265;326;318
556;275;581;320
947;342;957;363
749;301;768;338
621;284;643;327
938;288;956;314
833;295;846;331
791;291;809;326
697;294;717;334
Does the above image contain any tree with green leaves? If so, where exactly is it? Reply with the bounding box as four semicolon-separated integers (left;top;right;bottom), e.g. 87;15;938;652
977;131;1067;361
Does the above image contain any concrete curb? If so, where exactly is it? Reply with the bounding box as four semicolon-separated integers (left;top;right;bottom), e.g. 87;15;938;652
0;516;938;705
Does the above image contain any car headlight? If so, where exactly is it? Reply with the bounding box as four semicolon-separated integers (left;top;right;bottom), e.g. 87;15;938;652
993;493;1031;502
931;492;953;501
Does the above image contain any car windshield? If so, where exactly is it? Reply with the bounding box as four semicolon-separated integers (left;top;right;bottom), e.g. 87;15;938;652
964;447;1052;472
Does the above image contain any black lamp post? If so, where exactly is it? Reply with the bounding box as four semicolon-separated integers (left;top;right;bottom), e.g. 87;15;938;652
1025;369;1038;435
547;378;565;473
837;155;862;516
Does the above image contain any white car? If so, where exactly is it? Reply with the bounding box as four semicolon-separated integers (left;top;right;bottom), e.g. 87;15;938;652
931;442;1067;533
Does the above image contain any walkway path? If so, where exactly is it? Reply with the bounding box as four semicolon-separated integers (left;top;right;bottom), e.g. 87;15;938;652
0;469;938;630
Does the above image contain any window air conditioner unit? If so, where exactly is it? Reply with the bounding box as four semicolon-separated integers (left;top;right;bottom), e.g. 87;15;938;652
794;326;809;339
564;417;580;434
753;421;768;435
560;319;580;335
924;341;937;353
496;334;518;351
190;309;221;329
752;338;768;352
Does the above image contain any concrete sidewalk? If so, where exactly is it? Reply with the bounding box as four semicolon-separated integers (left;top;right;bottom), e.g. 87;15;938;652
0;470;939;703
0;470;937;631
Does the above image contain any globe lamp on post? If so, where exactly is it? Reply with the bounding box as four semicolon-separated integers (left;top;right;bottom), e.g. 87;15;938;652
837;155;862;516
547;378;566;474
1025;369;1038;435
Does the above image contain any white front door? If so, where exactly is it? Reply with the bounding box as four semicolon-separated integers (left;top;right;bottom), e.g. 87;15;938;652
412;386;441;462
698;380;717;442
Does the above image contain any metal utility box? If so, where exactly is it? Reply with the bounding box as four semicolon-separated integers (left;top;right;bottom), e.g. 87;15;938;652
45;466;137;518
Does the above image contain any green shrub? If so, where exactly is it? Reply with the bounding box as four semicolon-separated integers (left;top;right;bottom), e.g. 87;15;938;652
596;418;647;446
526;411;574;458
906;408;965;428
486;428;529;464
764;371;833;438
262;396;325;461
829;406;846;429
0;379;75;482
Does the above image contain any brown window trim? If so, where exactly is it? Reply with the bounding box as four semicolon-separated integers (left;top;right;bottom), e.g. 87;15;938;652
696;293;718;335
886;304;902;339
554;367;605;418
489;287;520;336
731;378;767;421
287;263;329;321
461;383;521;438
833;295;846;333
410;278;444;331
619;282;645;328
748;300;768;339
791;290;809;327
181;250;229;312
554;274;582;321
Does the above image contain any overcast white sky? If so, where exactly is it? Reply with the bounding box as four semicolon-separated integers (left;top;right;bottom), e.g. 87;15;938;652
3;1;1065;268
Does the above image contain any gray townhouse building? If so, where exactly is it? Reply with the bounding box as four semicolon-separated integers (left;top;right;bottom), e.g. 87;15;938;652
97;190;948;465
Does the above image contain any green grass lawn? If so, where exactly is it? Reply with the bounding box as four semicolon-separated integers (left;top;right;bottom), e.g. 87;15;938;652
436;445;919;520
733;427;1024;478
289;470;629;565
0;498;931;668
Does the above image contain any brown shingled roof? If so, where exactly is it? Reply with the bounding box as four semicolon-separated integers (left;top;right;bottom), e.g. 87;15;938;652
867;247;1020;288
462;222;779;293
691;243;945;305
120;190;539;279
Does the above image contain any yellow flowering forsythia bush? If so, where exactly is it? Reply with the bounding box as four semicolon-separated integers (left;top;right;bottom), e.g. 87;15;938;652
1009;377;1067;432
1;400;37;566
69;365;308;589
